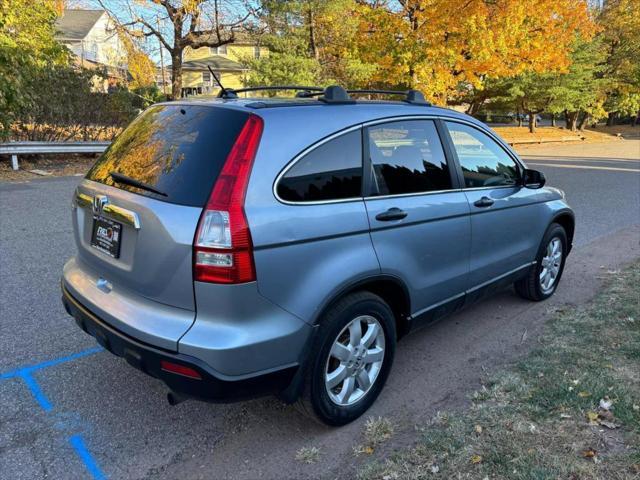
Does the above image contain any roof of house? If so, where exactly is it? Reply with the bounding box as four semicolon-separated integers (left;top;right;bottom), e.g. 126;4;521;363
182;55;248;72
55;9;105;41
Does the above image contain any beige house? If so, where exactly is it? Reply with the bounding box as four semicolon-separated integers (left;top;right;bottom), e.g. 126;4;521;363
181;38;268;97
55;9;127;90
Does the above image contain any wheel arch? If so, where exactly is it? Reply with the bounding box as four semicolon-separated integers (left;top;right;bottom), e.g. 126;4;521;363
312;275;412;339
552;210;575;253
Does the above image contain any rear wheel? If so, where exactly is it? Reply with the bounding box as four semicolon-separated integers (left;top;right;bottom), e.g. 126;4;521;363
298;292;396;426
515;223;567;301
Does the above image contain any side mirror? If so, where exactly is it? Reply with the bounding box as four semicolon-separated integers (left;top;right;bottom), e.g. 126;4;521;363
522;168;546;189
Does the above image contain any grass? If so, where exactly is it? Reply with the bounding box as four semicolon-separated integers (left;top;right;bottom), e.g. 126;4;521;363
359;261;640;480
295;446;322;464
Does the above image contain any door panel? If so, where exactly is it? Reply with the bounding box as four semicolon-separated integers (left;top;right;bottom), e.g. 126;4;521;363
364;119;471;315
444;121;548;286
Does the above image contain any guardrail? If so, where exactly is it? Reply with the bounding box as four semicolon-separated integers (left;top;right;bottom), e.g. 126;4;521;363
0;141;110;170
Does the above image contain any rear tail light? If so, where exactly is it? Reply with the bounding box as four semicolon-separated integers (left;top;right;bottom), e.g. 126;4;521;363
194;114;263;284
160;361;202;380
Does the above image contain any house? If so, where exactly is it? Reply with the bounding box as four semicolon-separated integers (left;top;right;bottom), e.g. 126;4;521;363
55;9;127;90
181;35;267;97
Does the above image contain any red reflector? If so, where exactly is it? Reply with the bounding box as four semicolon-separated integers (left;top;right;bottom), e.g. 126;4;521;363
160;361;202;380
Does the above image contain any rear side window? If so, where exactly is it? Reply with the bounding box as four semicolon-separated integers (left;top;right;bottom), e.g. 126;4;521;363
277;130;362;202
445;122;519;188
86;105;249;207
367;120;451;196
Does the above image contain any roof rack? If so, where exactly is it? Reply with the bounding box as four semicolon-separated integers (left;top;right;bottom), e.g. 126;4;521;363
217;84;431;106
218;86;324;99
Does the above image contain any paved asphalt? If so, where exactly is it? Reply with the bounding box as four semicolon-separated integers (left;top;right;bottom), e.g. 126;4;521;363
0;140;638;480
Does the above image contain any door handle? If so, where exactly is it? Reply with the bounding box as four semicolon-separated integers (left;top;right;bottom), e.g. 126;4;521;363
473;196;494;208
375;207;408;221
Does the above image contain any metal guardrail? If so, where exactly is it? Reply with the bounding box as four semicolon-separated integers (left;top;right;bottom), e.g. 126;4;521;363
0;141;110;170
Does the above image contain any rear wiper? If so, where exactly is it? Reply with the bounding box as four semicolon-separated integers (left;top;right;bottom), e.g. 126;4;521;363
109;172;168;197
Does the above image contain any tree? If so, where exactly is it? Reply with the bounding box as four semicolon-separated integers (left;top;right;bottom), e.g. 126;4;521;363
354;0;596;104
247;0;375;88
0;0;69;137
597;0;640;125
99;0;255;99
120;34;157;90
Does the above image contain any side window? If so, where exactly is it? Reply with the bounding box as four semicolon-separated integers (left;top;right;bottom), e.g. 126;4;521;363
277;130;362;202
367;120;451;196
445;122;519;188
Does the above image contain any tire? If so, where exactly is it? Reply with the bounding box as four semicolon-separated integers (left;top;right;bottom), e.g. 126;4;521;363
515;223;568;301
297;291;396;426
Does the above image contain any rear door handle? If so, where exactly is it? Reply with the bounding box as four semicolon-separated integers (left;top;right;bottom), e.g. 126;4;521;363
473;196;494;208
375;207;408;221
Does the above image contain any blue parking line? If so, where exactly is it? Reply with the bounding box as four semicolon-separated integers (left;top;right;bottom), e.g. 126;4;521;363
69;435;107;480
1;346;107;478
0;346;103;379
20;371;53;411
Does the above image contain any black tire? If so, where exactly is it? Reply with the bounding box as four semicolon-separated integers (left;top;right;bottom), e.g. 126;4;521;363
515;223;568;301
297;291;396;426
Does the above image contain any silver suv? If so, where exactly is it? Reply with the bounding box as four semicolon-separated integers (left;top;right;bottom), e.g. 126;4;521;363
61;86;574;425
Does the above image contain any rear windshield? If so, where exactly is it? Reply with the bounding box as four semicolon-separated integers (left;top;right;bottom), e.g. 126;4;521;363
86;104;249;207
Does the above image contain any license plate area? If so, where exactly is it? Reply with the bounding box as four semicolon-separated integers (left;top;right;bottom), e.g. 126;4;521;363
90;216;122;258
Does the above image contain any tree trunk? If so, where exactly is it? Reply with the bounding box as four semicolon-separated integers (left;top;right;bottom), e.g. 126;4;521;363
578;112;590;131
606;112;616;127
566;111;579;131
171;51;182;100
551;114;556;127
528;112;536;133
633;109;640;127
517;106;523;127
307;8;318;60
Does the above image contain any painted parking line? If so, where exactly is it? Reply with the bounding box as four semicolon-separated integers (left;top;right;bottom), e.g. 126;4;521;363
1;346;106;479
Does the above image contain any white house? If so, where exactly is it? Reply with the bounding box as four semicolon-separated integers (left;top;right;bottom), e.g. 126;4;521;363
55;9;127;88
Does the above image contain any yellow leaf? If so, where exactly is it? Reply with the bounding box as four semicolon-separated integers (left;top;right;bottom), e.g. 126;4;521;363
471;454;483;464
578;391;591;398
362;446;374;455
586;411;600;424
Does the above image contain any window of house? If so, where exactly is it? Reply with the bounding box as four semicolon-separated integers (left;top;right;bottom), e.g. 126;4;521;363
445;122;519;188
202;71;212;85
367;120;452;196
277;130;362;202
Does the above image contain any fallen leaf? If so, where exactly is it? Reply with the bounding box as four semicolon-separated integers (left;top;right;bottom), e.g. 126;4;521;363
599;398;613;410
600;420;618;429
362;446;374;455
430;464;440;474
578;391;591;398
586;412;599;424
560;413;572;419
474;425;483;434
633;404;639;411
582;448;597;458
471;454;483;464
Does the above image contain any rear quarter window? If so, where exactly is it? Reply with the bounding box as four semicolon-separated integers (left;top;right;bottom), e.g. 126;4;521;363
86;105;249;207
277;130;363;202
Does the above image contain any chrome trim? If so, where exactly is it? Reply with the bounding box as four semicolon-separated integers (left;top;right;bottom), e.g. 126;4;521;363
462;185;519;193
410;261;536;319
466;261;536;294
74;191;141;229
364;188;461;201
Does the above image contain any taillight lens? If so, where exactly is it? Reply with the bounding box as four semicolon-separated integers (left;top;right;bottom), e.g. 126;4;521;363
194;114;263;284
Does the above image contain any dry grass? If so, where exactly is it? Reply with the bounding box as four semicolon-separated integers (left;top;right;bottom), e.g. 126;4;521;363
0;155;96;182
492;126;620;145
359;261;640;480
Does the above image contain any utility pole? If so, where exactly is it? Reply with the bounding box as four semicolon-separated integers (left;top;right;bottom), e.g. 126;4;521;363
157;17;167;95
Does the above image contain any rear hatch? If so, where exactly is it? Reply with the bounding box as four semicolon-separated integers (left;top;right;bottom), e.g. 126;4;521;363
70;103;250;348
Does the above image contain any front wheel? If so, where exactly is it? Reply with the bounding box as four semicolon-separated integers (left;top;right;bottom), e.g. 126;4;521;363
297;291;396;426
515;223;568;301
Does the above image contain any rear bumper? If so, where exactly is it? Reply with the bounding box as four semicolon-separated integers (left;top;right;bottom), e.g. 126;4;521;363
62;285;298;402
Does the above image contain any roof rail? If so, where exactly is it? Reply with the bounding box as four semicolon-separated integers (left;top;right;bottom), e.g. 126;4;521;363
347;89;431;106
216;84;431;106
218;86;324;99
